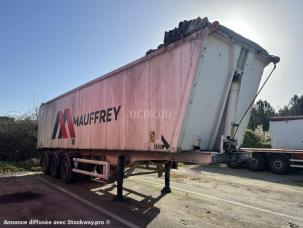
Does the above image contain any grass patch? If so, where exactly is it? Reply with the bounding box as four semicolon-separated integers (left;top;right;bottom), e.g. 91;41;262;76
0;161;41;174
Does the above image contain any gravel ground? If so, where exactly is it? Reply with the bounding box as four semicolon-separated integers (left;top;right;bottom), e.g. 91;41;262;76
0;164;302;228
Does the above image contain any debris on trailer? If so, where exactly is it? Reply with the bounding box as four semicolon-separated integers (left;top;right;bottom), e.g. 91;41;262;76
146;16;279;65
146;17;210;55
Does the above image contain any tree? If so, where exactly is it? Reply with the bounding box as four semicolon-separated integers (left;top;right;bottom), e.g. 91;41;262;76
0;103;40;162
242;128;271;148
248;100;275;131
0;117;38;162
278;94;303;116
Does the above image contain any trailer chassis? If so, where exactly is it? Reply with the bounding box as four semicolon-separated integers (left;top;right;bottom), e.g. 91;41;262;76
40;149;249;200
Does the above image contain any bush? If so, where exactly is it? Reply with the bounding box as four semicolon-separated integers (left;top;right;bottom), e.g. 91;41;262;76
0;161;41;173
0;117;38;162
242;127;271;148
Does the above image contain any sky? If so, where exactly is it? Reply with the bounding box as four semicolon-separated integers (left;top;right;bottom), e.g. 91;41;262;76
0;0;302;116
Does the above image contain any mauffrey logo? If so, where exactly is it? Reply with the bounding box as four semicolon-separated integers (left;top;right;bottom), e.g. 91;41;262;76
52;109;76;139
52;105;122;140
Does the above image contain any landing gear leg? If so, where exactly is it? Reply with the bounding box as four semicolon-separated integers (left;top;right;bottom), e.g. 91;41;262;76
161;161;172;194
114;155;125;201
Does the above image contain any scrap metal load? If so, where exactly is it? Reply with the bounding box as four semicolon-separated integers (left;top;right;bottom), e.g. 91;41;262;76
38;17;279;196
146;17;210;55
147;17;279;64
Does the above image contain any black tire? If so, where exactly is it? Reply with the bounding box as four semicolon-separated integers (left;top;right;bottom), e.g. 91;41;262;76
227;161;244;169
60;154;73;183
267;155;290;175
41;152;51;175
247;153;266;171
50;153;61;178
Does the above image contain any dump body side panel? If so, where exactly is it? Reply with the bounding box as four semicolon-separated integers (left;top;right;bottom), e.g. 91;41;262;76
179;35;233;151
38;36;204;152
178;33;269;151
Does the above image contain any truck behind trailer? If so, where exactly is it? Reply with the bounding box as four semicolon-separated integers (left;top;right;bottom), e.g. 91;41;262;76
38;17;279;200
242;116;303;174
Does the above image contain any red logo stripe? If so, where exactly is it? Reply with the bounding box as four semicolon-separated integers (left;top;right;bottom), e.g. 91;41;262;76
52;108;76;139
65;109;76;138
58;111;68;138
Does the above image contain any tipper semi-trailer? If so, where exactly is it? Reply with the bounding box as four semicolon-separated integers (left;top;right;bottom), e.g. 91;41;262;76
38;17;279;200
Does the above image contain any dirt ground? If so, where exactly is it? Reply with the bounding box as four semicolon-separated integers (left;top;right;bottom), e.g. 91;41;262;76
0;165;303;228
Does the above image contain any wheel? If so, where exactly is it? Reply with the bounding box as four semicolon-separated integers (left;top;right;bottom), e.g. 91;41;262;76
41;152;51;175
247;153;266;171
227;161;244;169
60;154;73;183
267;155;290;175
50;153;61;178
